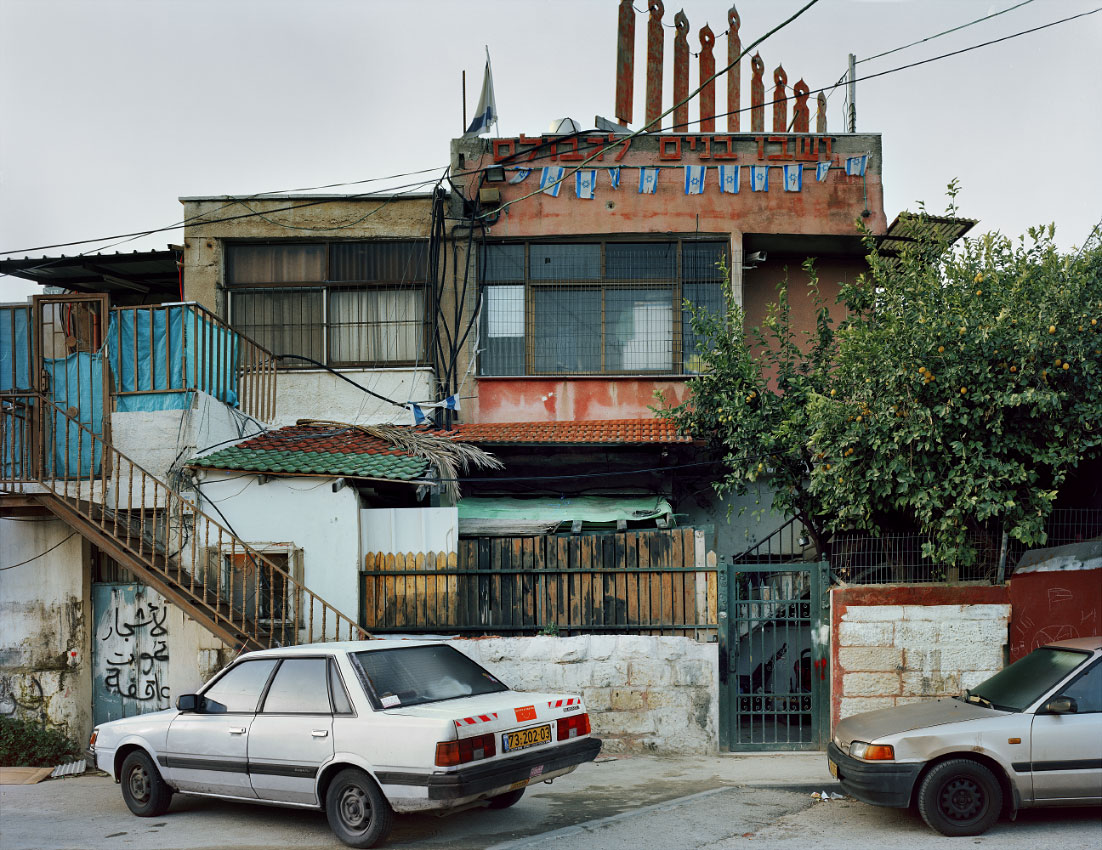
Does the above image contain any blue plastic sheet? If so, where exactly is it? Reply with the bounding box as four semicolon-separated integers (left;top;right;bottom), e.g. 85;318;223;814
106;306;238;412
0;305;32;392
44;352;105;477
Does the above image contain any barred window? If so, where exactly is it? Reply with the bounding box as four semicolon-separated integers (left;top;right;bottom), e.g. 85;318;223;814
480;240;727;376
226;241;428;368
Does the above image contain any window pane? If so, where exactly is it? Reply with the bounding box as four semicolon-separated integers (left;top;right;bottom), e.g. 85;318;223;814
330;288;425;364
330;660;353;715
350;645;508;709
482;245;525;282
262;659;331;714
1059;661;1102;713
683;242;728;281
605;243;675;280
232;289;324;363
969;647;1090;712
226;244;326;286
202;659;278;713
481;285;525;376
604;288;673;372
529;244;600;281
683;282;725;372
533;288;600;373
330;241;428;283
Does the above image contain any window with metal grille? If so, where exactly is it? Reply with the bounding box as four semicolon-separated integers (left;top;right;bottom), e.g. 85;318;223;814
225;241;429;368
479;240;727;376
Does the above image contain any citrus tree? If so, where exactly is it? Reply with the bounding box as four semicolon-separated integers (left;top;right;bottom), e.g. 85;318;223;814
808;207;1102;566
658;259;838;558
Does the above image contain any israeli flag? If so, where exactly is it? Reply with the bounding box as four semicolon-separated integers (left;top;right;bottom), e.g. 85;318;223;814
816;161;831;182
718;165;740;194
607;167;622;189
575;170;597;200
845;154;868;177
409;404;429;426
463;50;498;137
509;168;531;184
749;165;769;192
783;165;803;192
683;165;706;195
408;395;460;426
540;166;565;197
639;167;660;194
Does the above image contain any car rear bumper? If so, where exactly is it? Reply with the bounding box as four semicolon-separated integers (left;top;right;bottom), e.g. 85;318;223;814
379;736;602;801
828;742;921;808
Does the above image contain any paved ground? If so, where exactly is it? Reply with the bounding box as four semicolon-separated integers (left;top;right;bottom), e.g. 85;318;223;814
1;754;1099;850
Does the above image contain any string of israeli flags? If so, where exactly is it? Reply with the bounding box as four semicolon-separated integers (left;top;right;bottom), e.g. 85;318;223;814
512;154;870;197
406;395;459;426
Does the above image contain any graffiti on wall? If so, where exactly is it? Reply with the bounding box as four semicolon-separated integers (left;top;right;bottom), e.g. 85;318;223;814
92;584;171;723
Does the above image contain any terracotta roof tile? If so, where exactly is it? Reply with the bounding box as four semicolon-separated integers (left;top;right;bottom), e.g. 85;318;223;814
449;419;691;446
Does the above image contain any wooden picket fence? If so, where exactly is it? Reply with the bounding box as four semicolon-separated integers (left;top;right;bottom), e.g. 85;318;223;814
359;529;719;639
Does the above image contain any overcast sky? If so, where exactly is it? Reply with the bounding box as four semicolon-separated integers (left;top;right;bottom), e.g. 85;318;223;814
2;0;1100;302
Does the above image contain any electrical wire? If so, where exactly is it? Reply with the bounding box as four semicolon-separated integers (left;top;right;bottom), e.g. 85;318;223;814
0;532;79;570
857;0;1037;64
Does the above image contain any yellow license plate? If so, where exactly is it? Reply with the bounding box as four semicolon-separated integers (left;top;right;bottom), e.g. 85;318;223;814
828;759;838;779
503;724;551;753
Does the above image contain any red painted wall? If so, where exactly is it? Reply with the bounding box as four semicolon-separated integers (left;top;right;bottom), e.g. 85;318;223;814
476;377;691;423
1007;568;1102;661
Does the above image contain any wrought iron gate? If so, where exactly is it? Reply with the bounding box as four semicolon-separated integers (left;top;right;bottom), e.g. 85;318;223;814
719;562;830;751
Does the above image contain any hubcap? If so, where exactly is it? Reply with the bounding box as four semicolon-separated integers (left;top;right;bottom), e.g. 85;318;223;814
339;785;370;830
128;765;150;803
939;776;983;821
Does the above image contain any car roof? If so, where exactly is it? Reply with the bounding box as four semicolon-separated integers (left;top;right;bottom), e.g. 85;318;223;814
240;638;446;659
1043;636;1102;652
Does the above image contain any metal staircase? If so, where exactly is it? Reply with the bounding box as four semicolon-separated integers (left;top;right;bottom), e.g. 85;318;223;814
1;394;366;650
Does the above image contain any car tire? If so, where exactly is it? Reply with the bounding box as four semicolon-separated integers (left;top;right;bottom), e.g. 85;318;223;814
119;750;173;817
325;768;394;849
487;787;526;809
917;758;1002;837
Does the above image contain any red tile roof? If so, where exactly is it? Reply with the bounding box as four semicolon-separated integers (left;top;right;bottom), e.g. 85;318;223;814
449;419;691;446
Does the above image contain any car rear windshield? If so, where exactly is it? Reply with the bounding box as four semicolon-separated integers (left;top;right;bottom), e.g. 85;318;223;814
967;647;1090;712
350;645;508;709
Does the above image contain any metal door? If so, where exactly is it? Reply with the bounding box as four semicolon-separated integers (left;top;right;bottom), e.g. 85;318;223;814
719;562;830;751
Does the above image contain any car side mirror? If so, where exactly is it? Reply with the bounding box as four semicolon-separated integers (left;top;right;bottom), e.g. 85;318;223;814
176;694;200;712
1043;697;1078;715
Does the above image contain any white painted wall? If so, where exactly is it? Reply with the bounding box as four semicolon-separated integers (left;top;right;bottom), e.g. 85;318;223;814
194;471;362;636
273;367;435;427
451;635;718;754
361;507;458;556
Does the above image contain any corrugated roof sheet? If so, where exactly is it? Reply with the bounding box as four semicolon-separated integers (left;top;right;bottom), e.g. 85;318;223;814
449;419;691;446
190;425;429;481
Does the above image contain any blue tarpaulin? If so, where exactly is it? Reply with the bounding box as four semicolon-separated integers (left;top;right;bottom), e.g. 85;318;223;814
105;306;238;412
0;305;32;392
44;352;105;477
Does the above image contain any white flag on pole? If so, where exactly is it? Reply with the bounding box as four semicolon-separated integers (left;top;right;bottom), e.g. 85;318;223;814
464;49;498;137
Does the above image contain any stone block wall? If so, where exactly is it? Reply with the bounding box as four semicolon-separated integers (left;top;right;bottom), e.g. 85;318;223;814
450;635;718;754
830;584;1010;730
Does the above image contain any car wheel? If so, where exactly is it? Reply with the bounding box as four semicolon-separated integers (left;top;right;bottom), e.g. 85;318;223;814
119;750;173;817
325;768;394;849
917;759;1002;837
487;787;526;809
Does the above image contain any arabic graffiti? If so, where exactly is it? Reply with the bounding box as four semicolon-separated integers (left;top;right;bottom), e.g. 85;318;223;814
93;586;171;719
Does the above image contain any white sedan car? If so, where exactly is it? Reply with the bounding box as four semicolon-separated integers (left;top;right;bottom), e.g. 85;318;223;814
88;640;601;848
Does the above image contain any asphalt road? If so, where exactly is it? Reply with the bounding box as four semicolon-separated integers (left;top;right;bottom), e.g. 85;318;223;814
1;755;1099;850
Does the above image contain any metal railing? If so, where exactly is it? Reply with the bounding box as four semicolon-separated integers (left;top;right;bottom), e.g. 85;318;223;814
1;393;363;648
110;302;277;421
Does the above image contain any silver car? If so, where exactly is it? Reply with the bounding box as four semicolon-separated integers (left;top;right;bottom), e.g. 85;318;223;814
828;636;1102;836
88;640;601;848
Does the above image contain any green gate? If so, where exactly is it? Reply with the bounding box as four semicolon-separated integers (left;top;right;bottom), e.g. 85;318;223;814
719;562;830;751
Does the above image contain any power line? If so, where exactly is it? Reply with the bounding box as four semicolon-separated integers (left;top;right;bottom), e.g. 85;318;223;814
857;0;1037;64
1;532;79;571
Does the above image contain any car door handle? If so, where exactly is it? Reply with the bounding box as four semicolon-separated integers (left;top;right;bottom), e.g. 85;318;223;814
311;730;329;738
228;727;246;735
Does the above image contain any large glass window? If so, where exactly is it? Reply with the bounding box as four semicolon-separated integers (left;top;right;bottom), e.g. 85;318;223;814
261;658;332;714
480;240;727;376
226;241;429;368
201;659;278;713
350;645;508;709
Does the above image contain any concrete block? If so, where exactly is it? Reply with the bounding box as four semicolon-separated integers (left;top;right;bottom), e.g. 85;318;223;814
960;670;997;691
547;636;590;664
901;604;963;621
902;670;961;697
672;659;715;688
840;697;895;718
935;621;1001;647
842;605;904;623
582;687;612;712
598;709;656;736
609;688;646;711
838;646;903;672
843;672;902;697
896;620;940;647
839;621;895;647
626;657;675;686
904;644;1005;675
959;604;1011;621
586;635;617;661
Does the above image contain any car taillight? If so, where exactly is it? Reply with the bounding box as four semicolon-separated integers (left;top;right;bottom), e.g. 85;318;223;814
557;712;590;740
88;730;98;750
435;732;497;767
